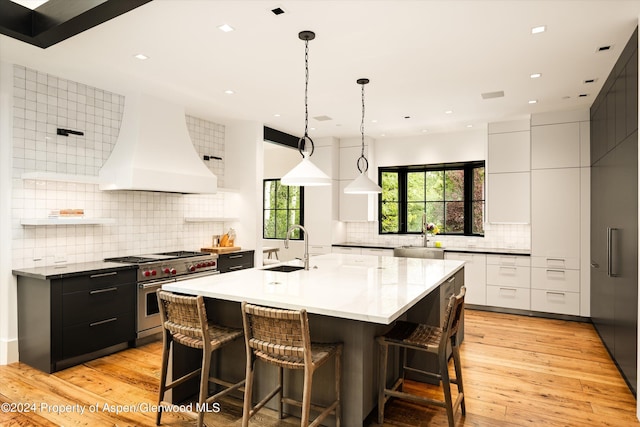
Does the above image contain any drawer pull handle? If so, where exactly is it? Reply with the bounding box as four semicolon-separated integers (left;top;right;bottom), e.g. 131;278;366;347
547;291;565;296
89;287;118;295
228;255;243;259
90;317;117;327
447;276;456;283
498;288;517;297
546;269;565;275
90;271;118;278
229;265;245;270
499;256;517;265
546;258;566;268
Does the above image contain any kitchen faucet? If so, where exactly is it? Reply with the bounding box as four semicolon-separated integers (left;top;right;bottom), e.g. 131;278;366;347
285;224;309;270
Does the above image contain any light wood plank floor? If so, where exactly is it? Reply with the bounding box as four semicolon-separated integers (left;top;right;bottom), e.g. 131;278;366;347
0;309;637;426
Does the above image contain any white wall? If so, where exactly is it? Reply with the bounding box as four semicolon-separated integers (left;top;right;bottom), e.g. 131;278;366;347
0;62;17;364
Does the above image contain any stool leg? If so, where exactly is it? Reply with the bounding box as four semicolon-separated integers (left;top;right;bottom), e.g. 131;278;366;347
452;344;466;415
156;335;171;425
377;342;388;425
241;358;255;427
440;353;455;427
278;366;283;419
300;366;313;426
335;348;342;427
197;349;212;427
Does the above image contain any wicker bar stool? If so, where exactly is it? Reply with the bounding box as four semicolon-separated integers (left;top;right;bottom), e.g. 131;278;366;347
377;286;466;427
240;301;342;427
156;290;245;427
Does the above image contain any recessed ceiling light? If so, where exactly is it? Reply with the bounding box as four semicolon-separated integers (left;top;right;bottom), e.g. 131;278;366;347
528;99;538;104
422;129;428;133
271;7;285;15
371;119;378;123
273;113;280;117
531;25;546;34
224;89;234;95
445;110;453;114
218;23;234;32
380;133;386;137
530;73;542;79
466;124;473;128
134;53;149;60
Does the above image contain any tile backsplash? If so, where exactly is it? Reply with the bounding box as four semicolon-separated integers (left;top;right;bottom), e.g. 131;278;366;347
344;221;531;250
11;65;229;269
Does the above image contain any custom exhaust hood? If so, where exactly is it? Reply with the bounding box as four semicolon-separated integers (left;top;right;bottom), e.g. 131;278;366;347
99;93;217;194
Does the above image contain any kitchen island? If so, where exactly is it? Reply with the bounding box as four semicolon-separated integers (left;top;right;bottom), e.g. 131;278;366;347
163;253;465;425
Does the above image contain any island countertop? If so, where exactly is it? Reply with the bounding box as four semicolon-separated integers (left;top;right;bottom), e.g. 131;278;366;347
163;253;464;324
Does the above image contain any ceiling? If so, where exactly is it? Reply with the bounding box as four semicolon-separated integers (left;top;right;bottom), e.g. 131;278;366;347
1;0;639;140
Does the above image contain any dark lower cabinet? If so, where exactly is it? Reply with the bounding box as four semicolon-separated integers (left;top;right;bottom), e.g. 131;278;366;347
17;267;137;373
218;250;255;273
590;27;638;395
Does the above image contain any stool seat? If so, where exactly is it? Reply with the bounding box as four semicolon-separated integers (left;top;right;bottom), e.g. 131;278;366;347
377;286;466;427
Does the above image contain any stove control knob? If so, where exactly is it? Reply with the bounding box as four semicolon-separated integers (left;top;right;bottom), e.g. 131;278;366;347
151;269;157;276
143;270;151;277
189;265;196;272
163;268;170;274
170;268;177;275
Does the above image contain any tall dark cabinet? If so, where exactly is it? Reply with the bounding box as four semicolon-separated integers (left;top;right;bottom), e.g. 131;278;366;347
590;27;638;395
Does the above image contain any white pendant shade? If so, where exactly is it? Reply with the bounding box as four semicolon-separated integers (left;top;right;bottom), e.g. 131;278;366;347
281;156;331;186
344;171;382;194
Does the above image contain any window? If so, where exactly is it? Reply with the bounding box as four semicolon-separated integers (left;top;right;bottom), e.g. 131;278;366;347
263;179;304;239
379;161;484;236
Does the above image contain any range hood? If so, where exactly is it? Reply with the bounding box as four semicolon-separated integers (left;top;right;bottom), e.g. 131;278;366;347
99;93;217;193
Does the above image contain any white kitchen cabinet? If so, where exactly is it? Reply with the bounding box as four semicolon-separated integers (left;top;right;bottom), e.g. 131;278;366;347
531;122;581;169
445;252;487;305
309;245;331;256
361;248;393;257
488;130;530;173
531;168;580;263
531;289;580;315
487;172;530;223
339;181;373;221
486;254;531;310
305;185;334;247
332;246;361;255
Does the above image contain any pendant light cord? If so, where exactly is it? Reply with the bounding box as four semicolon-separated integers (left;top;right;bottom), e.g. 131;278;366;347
357;79;369;173
298;34;315;158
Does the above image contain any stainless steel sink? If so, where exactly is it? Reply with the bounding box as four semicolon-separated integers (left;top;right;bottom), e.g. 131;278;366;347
393;246;445;259
263;265;305;273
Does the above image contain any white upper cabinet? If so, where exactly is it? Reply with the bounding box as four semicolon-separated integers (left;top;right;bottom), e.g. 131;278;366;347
487;172;530;224
531;122;581;169
488;130;530;173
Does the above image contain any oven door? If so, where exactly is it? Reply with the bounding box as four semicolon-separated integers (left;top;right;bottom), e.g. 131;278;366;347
137;278;174;339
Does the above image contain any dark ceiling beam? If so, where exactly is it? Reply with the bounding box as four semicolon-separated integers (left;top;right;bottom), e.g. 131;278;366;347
0;0;153;49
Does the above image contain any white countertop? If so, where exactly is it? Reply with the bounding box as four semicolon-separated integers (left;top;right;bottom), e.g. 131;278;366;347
163;253;464;325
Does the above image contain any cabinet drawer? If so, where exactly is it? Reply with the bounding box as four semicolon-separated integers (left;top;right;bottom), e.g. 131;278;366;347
486;265;530;288
531;267;580;292
440;276;456;325
531;256;580;270
531;289;580;316
218;251;255;273
487;285;530;310
309;245;331;256
62;283;135;327
486;254;530;267
62;310;135;359
62;269;136;293
332;246;361;255
361;248;394;256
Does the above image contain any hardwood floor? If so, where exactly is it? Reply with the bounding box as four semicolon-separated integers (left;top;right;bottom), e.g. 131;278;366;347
0;309;637;426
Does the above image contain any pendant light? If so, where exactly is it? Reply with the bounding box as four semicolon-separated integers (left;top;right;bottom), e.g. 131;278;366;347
344;78;382;194
281;31;331;187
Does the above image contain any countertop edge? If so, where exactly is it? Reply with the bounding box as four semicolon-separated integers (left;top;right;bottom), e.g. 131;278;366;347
332;243;530;256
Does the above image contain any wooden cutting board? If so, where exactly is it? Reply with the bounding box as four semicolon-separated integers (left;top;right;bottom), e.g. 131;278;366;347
201;246;241;254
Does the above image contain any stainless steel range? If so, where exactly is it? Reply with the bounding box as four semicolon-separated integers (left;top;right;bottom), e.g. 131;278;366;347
105;251;219;342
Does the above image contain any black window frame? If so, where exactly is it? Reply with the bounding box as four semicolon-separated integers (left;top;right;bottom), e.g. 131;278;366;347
262;179;305;240
378;161;485;236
